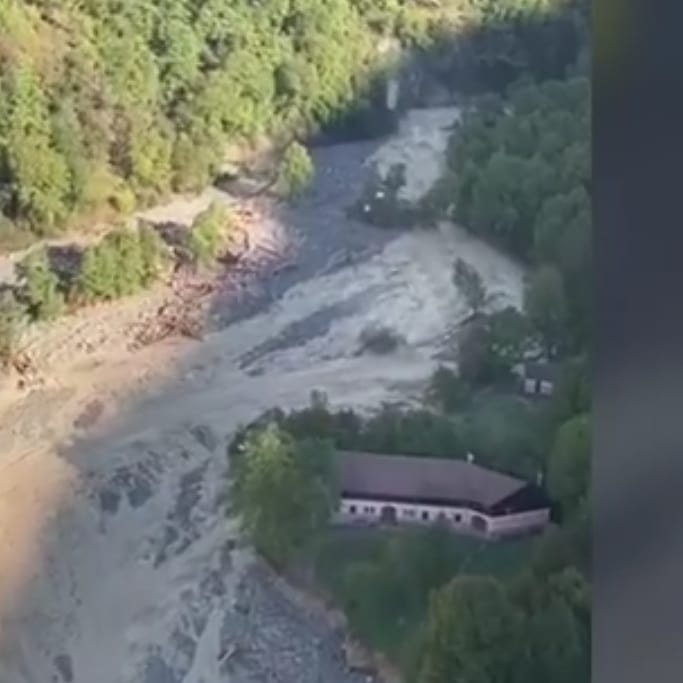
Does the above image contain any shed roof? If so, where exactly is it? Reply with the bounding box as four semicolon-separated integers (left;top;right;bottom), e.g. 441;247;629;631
336;451;527;509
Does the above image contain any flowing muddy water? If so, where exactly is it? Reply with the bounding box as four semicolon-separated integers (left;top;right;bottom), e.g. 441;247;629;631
0;107;524;683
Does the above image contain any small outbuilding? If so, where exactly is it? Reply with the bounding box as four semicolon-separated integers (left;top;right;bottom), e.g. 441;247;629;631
519;361;561;397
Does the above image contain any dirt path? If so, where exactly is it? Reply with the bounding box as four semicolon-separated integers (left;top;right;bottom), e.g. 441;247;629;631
0;108;525;683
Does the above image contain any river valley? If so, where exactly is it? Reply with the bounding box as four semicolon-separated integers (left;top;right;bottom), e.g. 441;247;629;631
0;106;525;683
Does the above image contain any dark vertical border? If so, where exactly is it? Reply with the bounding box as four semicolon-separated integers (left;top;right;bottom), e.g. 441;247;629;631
595;1;683;681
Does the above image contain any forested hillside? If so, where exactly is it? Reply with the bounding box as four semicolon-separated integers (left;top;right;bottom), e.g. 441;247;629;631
429;70;590;352
0;0;583;248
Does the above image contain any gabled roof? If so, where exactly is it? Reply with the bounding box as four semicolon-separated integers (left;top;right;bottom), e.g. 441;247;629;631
336;451;528;509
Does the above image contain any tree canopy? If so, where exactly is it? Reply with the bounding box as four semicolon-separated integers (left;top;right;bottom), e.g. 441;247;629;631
417;575;521;683
0;0;584;248
431;74;590;353
231;422;336;567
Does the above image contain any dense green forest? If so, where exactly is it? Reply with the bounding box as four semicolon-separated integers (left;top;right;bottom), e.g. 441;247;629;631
0;0;583;248
427;71;590;354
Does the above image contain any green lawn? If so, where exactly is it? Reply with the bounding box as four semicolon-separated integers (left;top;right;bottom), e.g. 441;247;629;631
310;526;537;666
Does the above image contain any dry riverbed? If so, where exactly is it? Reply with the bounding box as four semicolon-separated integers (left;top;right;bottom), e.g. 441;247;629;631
0;107;525;683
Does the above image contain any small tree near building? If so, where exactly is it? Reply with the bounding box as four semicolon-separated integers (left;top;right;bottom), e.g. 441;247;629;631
232;423;335;567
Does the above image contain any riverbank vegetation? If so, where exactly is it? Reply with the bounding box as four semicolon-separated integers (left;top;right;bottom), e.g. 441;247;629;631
426;72;590;355
230;422;337;567
0;0;584;249
276;142;315;199
0;202;240;368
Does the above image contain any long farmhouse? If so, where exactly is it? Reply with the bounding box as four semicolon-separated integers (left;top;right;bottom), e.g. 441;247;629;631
334;451;551;539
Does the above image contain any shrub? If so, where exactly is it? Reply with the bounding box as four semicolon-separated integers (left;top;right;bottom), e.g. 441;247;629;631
17;247;65;321
277;142;314;198
0;217;34;253
232;423;336;567
0;288;24;368
186;202;233;268
452;258;487;315
76;240;119;302
75;224;167;303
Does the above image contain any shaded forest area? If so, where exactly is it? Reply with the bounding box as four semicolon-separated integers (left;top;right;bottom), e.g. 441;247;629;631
0;0;585;248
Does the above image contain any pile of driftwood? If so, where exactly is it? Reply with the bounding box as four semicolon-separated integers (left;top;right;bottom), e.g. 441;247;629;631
9;350;43;390
129;202;294;350
129;294;206;350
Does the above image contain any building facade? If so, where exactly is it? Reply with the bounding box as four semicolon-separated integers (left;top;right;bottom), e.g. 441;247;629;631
518;361;561;397
334;451;551;539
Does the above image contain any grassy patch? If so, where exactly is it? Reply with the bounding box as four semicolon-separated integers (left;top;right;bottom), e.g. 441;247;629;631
310;526;536;665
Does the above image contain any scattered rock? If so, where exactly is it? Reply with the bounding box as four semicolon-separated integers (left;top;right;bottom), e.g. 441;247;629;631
53;653;73;682
343;637;375;674
189;424;218;452
98;488;121;515
219;540;234;573
73;399;104;430
142;654;177;683
199;569;225;598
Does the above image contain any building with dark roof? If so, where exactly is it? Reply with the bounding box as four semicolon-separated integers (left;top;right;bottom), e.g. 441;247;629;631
334;451;550;538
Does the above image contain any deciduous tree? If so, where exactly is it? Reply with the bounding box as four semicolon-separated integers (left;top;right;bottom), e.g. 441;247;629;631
232;423;335;567
17;247;64;321
417;575;521;683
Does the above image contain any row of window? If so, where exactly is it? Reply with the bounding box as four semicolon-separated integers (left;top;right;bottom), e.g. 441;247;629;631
346;504;463;523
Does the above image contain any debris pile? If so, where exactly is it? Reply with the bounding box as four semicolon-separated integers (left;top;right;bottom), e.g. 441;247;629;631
11;350;43;390
128;203;292;349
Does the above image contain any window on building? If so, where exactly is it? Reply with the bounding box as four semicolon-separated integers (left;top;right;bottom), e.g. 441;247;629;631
453;513;462;522
421;510;430;521
403;508;416;518
349;505;357;514
364;506;374;514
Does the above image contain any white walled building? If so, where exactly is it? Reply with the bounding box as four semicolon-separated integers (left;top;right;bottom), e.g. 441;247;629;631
333;451;551;539
518;361;561;397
